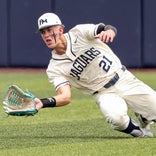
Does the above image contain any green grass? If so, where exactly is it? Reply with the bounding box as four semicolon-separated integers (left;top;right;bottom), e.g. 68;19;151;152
0;70;156;156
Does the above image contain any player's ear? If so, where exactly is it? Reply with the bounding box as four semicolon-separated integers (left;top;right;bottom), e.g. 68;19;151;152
58;25;64;34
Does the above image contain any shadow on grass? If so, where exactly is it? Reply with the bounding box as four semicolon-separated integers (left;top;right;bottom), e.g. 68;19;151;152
0;118;133;149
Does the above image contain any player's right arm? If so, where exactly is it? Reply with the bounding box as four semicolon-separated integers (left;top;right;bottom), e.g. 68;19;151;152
53;84;71;106
35;84;71;110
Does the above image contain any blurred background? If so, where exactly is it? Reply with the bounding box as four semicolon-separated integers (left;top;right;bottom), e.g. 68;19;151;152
0;0;155;68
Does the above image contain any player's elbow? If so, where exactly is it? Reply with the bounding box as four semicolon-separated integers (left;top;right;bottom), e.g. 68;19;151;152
56;95;71;106
63;96;71;105
56;85;72;106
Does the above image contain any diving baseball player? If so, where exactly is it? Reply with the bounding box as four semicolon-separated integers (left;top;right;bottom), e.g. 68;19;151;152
35;12;156;137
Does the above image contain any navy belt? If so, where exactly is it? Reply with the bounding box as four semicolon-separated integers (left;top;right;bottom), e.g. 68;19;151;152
93;66;126;94
104;66;126;88
104;73;119;88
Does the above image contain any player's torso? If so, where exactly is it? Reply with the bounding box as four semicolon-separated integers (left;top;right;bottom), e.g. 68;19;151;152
49;30;122;94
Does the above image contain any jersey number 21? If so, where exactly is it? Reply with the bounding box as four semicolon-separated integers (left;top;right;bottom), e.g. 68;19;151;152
99;55;112;72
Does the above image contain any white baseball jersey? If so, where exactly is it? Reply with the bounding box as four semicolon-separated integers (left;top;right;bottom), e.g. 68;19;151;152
46;23;123;94
46;23;156;132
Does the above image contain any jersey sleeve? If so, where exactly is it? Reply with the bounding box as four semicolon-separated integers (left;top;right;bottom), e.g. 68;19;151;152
70;23;105;40
46;60;70;91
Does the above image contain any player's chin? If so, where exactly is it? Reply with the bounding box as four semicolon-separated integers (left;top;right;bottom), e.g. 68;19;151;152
46;43;55;49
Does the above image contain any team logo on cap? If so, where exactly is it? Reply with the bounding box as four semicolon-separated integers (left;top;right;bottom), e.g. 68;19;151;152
39;19;48;26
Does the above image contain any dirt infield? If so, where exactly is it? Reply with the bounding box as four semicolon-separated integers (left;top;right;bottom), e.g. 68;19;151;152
129;68;156;73
0;67;156;73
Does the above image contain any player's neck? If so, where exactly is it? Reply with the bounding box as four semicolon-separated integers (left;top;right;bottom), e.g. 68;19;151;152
54;35;67;55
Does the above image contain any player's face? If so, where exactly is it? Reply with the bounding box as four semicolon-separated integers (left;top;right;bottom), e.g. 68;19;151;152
40;26;62;49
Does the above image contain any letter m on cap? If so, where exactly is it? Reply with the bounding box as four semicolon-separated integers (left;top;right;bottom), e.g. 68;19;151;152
39;19;48;26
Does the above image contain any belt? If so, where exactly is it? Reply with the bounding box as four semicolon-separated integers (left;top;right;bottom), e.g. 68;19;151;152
93;65;126;94
104;73;119;88
104;65;126;89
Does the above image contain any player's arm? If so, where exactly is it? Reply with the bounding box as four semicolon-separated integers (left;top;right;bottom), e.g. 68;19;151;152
95;23;117;43
35;84;71;110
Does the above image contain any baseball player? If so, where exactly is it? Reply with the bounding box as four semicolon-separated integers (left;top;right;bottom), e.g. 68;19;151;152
35;12;156;137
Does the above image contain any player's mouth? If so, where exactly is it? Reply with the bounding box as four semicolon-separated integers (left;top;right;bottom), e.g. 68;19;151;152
46;39;53;46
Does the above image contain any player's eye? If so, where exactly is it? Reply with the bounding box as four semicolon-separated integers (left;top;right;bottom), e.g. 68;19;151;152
47;28;54;33
47;29;51;33
40;30;45;35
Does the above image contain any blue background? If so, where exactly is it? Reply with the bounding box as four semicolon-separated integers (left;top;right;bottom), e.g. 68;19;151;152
0;0;155;68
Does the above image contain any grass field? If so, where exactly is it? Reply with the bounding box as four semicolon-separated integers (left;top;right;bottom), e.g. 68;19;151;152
0;69;156;156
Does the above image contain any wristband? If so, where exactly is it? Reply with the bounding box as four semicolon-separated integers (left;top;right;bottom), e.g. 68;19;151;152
40;97;56;108
104;25;117;35
96;23;117;35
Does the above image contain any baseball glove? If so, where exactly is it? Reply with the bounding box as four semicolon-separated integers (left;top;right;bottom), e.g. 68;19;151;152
3;84;38;116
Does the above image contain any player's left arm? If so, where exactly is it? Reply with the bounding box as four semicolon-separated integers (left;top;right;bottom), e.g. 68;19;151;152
94;23;117;43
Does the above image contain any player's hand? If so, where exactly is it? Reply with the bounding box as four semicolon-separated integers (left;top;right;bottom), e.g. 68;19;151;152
95;29;116;43
35;98;43;110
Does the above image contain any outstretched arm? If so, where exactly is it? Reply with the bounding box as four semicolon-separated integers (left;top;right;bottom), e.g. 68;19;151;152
35;84;71;110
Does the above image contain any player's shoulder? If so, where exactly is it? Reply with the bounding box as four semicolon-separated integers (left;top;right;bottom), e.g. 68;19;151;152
69;24;98;39
69;23;96;32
